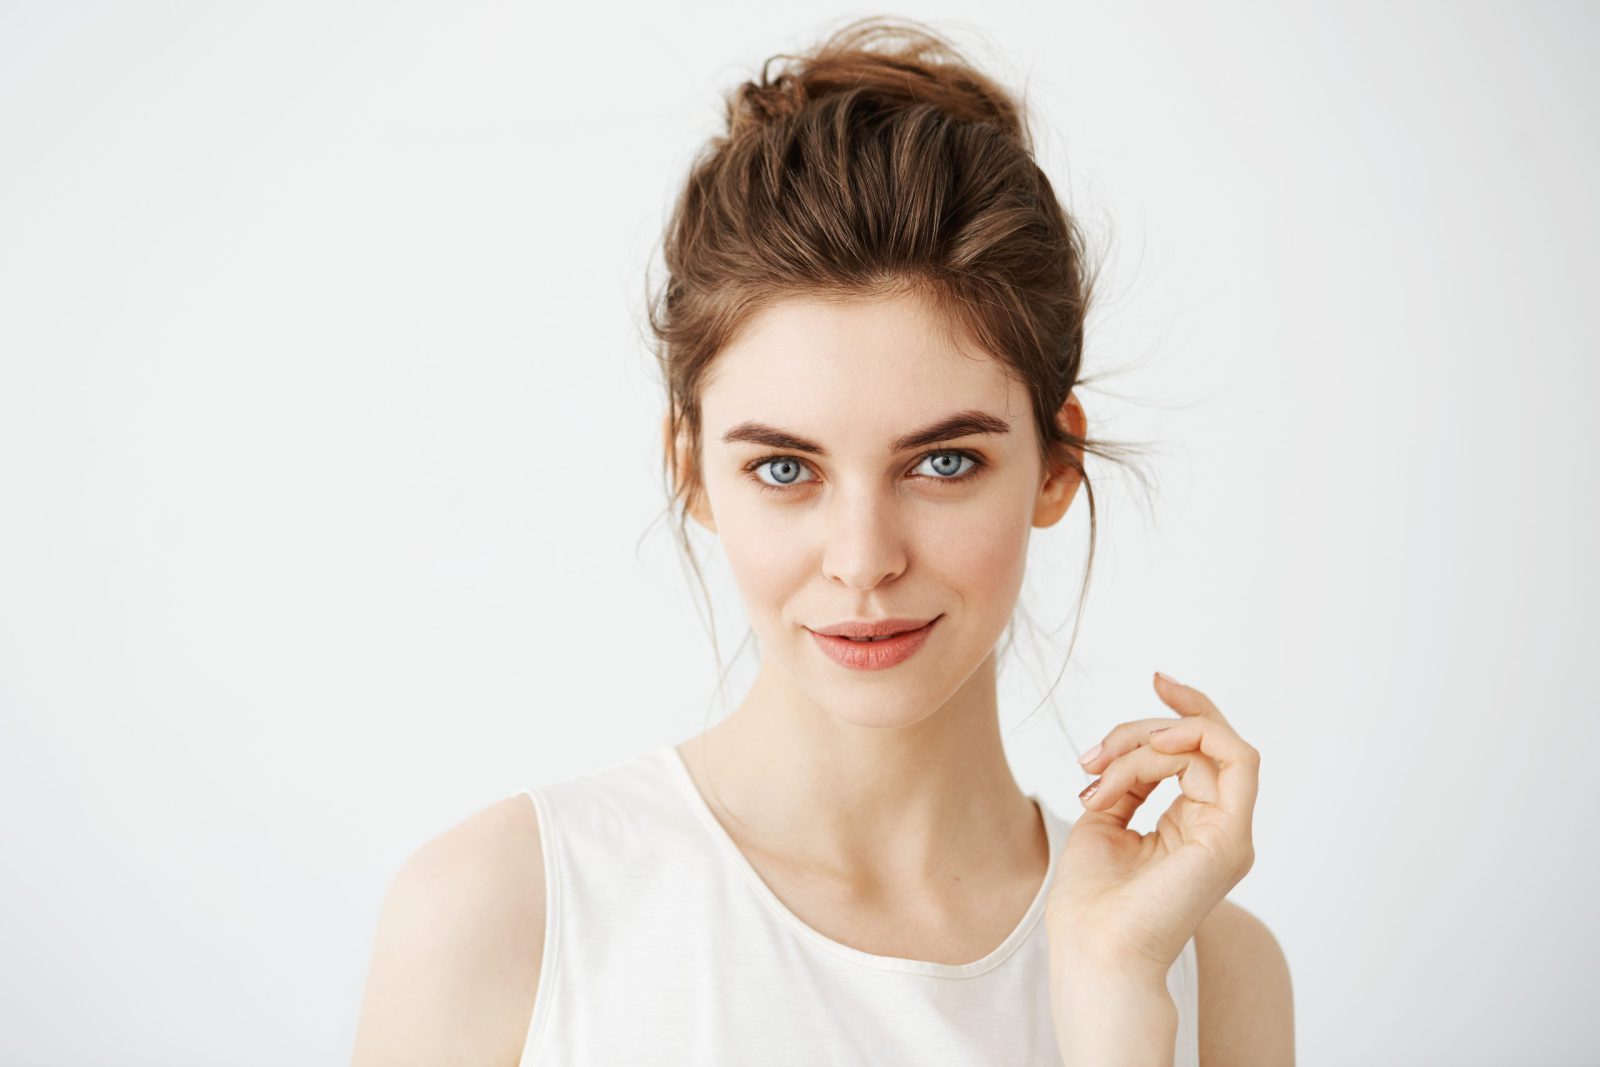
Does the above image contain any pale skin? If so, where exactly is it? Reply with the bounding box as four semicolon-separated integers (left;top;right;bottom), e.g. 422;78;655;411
350;289;1295;1065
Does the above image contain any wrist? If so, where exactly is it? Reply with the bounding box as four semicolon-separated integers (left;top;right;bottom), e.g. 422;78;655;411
1051;962;1178;1067
1050;942;1171;999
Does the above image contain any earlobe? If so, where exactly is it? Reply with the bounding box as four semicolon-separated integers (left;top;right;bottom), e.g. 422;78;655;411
686;486;717;533
663;411;717;533
1033;464;1081;528
1032;392;1086;528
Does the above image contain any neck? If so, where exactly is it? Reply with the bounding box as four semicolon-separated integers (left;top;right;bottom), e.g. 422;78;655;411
676;649;1044;896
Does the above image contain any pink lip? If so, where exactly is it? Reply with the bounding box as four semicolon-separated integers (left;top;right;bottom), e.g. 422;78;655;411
807;616;940;671
810;616;938;638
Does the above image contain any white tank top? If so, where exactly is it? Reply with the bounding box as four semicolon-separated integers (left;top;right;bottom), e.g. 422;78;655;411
515;743;1200;1065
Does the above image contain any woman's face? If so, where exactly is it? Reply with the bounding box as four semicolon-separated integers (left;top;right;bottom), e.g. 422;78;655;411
677;289;1082;729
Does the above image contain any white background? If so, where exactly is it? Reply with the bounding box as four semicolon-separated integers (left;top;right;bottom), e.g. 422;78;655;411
2;3;1595;1064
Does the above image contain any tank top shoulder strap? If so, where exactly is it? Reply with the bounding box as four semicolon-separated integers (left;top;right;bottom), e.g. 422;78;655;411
512;745;712;1065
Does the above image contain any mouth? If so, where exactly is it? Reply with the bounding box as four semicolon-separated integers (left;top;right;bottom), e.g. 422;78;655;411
806;616;941;671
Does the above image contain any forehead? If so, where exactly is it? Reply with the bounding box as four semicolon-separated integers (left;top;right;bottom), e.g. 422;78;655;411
701;291;1020;434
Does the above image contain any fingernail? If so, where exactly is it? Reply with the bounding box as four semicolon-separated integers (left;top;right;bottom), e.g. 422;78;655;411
1078;743;1102;765
1079;779;1100;800
1155;671;1181;687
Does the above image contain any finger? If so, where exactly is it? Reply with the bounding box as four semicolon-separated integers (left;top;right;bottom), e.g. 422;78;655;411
1153;673;1235;730
1079;677;1247;777
1079;741;1223;826
1076;717;1186;773
1145;716;1260;819
1077;763;1164;829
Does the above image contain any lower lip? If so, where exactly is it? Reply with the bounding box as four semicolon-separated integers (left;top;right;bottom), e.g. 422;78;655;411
808;617;941;671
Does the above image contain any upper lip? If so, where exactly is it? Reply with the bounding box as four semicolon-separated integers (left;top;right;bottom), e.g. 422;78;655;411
809;616;939;638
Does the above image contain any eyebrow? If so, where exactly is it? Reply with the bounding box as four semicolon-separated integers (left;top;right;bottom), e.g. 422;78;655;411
719;409;1011;457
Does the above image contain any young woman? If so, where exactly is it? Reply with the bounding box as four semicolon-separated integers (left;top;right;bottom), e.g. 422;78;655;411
353;17;1293;1066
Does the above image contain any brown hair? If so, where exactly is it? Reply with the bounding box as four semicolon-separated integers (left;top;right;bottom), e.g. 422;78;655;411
643;16;1152;728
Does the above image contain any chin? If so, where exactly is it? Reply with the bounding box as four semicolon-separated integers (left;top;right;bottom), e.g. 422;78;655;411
813;680;950;731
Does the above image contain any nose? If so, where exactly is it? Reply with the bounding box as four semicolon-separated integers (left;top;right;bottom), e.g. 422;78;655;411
819;489;908;590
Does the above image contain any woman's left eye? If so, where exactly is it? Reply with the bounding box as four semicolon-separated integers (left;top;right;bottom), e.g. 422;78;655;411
743;450;986;494
913;451;980;481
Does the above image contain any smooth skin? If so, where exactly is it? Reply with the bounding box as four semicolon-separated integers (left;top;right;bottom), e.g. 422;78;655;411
350;290;1293;1064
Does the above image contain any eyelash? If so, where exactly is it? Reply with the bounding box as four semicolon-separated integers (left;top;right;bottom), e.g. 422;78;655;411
741;449;987;496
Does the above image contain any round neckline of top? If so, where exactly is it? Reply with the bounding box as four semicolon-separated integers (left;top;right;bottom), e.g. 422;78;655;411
657;741;1064;979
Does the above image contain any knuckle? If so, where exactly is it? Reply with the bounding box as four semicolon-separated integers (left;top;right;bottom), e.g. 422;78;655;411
1096;724;1136;759
1107;722;1136;746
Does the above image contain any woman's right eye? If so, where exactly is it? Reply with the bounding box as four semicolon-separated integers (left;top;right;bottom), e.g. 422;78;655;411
745;456;815;493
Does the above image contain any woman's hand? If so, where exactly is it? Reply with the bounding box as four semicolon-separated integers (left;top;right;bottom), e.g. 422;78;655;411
1045;672;1260;982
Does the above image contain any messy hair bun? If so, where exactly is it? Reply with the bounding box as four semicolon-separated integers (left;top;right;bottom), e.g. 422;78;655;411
727;21;1026;143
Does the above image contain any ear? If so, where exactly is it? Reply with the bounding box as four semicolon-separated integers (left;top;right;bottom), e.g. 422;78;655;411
1032;391;1086;528
663;411;716;533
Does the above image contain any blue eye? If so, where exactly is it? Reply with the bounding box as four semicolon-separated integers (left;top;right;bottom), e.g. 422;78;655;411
916;451;977;480
743;450;985;495
750;456;814;488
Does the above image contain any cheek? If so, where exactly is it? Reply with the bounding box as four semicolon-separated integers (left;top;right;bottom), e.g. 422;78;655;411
723;531;810;608
925;505;1031;598
705;483;811;609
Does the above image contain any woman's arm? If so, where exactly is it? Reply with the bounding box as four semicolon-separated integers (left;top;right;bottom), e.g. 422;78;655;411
350;796;546;1066
1195;898;1295;1065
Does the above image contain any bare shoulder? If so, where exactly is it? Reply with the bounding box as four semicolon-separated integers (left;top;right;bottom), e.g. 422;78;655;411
1194;897;1295;1066
350;793;547;1067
